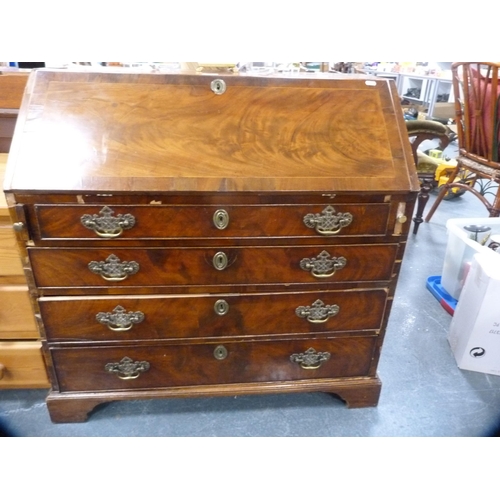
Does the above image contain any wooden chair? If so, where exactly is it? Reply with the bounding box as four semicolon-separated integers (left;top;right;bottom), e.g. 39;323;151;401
425;62;500;222
406;119;452;234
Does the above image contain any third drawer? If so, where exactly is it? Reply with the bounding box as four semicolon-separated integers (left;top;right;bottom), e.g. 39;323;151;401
39;289;388;342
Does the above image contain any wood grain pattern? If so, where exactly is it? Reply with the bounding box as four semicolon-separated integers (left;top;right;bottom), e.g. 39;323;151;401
4;70;419;194
50;336;377;392
4;69;418;419
39;288;387;342
0;72;29;109
0;286;37;337
29;244;398;289
0;226;24;275
34;203;390;240
0;341;50;388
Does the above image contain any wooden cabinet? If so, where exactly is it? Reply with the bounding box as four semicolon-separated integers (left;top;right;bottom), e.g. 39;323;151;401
0;154;49;388
4;69;419;422
0;72;29;153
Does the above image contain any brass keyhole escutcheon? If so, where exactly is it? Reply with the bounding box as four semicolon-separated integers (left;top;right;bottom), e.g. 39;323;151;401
214;299;229;316
213;345;228;360
213;209;229;230
213;251;228;271
210;79;226;95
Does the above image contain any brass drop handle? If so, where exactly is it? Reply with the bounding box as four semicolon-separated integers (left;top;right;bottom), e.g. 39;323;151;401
105;357;150;380
96;306;145;332
295;299;340;323
0;363;4;380
300;251;347;278
213;251;228;271
88;254;140;281
290;348;331;369
303;206;353;235
81;206;136;238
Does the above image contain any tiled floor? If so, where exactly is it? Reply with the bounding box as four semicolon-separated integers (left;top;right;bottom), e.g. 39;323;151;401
1;157;500;436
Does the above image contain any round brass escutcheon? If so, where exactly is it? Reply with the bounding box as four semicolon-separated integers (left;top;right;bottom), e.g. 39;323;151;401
213;251;228;271
214;299;229;316
213;345;228;360
213;209;229;230
13;222;24;232
397;215;408;224
210;79;226;95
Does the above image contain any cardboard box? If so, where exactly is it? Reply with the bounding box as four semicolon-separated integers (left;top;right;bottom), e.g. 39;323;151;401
432;102;455;120
448;252;500;376
441;217;500;300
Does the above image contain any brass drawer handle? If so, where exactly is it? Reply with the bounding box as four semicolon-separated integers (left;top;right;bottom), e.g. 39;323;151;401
105;356;150;380
88;254;140;281
295;299;340;323
96;305;145;332
213;345;228;360
81;206;135;238
213;209;229;230
303;206;353;235
213;251;228;271
300;250;347;278
290;347;331;369
214;299;229;316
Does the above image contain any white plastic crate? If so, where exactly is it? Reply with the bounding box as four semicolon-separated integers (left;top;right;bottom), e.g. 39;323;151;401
441;217;500;300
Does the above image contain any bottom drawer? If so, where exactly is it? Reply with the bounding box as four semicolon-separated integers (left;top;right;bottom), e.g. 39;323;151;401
50;337;378;392
0;341;50;389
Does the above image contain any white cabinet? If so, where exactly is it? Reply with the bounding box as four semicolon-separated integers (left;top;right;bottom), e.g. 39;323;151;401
399;74;454;119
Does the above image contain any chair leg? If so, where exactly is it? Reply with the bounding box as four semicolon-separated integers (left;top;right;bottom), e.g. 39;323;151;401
488;191;500;217
424;166;460;223
412;180;432;234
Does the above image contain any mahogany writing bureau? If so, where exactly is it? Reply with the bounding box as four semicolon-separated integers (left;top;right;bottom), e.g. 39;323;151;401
3;69;419;422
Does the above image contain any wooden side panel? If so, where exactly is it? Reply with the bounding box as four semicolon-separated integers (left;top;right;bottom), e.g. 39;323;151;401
0;341;50;388
0;286;38;338
0;226;24;275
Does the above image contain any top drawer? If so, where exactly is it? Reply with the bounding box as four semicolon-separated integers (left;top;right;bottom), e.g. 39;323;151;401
31;203;391;240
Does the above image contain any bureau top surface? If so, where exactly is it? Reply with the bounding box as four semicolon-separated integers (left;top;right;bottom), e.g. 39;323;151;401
4;69;418;195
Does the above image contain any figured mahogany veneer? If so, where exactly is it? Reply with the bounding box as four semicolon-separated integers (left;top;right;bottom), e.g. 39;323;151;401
29;244;398;290
4;69;418;422
39;289;388;342
51;337;378;393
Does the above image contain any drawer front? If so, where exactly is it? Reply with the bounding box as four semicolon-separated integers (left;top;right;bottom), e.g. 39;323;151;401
51;337;378;392
0;341;50;389
0;225;24;276
33;203;391;240
29;244;398;289
40;289;387;342
0;286;38;338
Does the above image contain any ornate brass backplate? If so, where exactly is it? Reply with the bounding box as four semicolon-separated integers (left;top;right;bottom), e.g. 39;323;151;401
88;254;140;281
81;206;135;238
290;347;331;369
300;250;347;278
96;305;145;331
105;356;150;379
295;299;340;323
303;206;353;235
